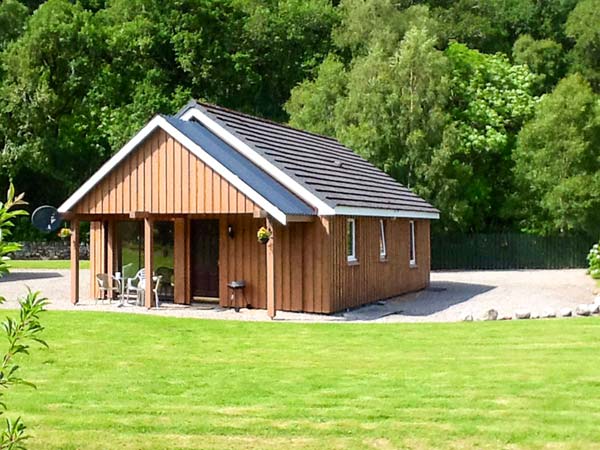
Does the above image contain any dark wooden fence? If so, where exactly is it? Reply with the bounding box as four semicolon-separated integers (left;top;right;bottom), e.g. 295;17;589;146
431;232;596;270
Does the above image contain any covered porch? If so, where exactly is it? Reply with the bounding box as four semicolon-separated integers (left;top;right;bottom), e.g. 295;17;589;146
68;212;279;316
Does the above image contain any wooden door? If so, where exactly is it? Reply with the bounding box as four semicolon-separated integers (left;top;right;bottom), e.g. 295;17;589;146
190;219;220;298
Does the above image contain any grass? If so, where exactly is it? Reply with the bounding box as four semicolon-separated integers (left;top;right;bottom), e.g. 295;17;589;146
7;259;90;270
5;312;600;449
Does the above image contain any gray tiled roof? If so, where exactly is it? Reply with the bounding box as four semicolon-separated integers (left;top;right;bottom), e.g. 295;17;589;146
164;116;315;216
177;101;438;215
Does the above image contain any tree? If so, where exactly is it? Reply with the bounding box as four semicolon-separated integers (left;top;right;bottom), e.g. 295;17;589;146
425;43;537;231
513;74;600;235
0;185;48;448
285;55;347;137
566;0;600;91
336;26;449;188
0;0;29;53
0;0;105;207
513;34;564;94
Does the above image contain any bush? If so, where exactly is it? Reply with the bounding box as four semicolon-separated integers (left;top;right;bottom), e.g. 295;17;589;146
587;243;600;278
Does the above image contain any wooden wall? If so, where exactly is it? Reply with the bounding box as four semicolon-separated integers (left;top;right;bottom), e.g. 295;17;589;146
88;215;430;312
329;217;430;311
217;216;331;313
73;129;256;215
272;218;331;313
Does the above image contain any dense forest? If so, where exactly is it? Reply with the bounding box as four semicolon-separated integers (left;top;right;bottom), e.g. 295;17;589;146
0;0;599;237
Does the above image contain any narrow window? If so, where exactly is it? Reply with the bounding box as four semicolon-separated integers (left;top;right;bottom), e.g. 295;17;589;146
347;218;356;262
379;219;387;259
409;220;416;266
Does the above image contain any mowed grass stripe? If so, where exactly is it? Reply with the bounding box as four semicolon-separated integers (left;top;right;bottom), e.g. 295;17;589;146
3;311;600;449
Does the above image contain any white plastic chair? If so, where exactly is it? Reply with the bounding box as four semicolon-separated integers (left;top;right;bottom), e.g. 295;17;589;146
137;276;162;308
126;269;145;303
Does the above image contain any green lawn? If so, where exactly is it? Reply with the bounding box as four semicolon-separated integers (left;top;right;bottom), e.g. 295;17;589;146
7;259;89;270
5;312;600;449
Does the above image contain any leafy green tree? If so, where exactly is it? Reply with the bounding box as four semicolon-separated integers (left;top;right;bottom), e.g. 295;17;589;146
285;55;347;137
0;0;29;52
431;0;536;54
424;43;537;231
0;0;104;207
336;26;448;187
513;34;564;94
566;0;600;91
513;74;600;234
333;1;436;57
0;185;48;448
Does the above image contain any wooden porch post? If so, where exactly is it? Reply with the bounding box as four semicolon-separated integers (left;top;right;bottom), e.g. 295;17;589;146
266;217;276;319
144;216;154;308
70;218;80;305
106;220;116;299
174;218;188;305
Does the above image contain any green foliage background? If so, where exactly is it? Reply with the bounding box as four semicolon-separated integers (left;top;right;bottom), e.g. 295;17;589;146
0;0;599;237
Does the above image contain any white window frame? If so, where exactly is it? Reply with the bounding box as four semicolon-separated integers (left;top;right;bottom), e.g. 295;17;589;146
409;220;417;267
347;218;357;263
379;219;387;260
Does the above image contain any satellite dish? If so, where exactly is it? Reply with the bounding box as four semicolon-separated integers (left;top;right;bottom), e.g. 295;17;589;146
31;206;62;233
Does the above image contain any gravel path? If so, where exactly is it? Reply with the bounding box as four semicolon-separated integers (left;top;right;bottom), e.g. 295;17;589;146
0;269;596;323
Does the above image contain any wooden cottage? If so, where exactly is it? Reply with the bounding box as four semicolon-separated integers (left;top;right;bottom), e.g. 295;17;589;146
60;101;439;316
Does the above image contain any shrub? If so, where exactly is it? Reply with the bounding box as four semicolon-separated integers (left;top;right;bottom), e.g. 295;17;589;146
587;243;600;278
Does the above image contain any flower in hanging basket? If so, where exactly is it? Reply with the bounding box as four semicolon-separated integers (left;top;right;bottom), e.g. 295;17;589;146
58;227;72;239
257;226;272;244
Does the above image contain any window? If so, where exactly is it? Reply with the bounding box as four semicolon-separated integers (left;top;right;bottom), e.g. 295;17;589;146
379;219;387;260
409;220;416;266
347;218;357;262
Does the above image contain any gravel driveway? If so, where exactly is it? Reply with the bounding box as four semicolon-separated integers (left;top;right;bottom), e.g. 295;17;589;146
0;269;596;322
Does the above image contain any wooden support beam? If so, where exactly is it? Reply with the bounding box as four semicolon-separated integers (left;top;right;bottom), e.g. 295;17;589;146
266;217;276;319
70;219;80;304
174;218;187;304
144;217;154;308
184;218;191;304
106;220;116;299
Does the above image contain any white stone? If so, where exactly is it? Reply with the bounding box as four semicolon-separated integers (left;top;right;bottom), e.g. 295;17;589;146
590;303;600;314
540;308;556;318
594;296;600;305
479;309;498;321
575;304;592;316
463;314;474;322
514;310;531;320
530;313;539;319
559;307;572;317
499;315;512;321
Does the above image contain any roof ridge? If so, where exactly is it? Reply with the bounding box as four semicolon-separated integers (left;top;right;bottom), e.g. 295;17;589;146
194;100;344;145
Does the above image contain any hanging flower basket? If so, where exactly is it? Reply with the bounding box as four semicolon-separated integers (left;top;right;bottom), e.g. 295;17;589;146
257;226;272;244
58;227;72;239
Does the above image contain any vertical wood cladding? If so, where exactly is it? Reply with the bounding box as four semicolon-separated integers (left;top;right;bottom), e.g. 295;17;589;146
329;217;430;311
218;216;331;313
73;129;256;215
219;216;429;313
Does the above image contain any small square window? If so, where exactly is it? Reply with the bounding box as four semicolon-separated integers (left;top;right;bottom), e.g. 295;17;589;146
379;219;387;259
347;218;357;262
409;220;416;266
